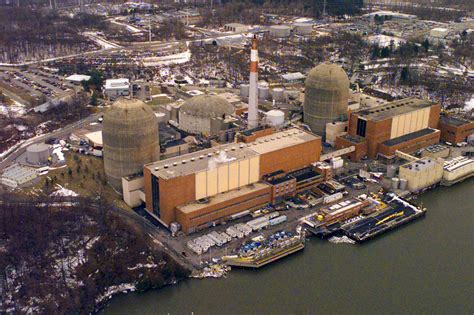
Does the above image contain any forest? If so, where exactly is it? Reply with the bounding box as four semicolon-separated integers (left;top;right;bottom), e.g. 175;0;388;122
0;193;190;313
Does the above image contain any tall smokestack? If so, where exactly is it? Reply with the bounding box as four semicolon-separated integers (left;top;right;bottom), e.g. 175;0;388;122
247;35;259;129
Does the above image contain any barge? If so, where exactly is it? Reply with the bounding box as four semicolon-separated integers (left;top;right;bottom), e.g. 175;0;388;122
342;193;427;243
222;231;305;268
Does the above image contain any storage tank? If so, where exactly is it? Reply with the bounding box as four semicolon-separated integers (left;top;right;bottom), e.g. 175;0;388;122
258;85;270;100
269;25;291;38
391;177;399;190
155;112;167;124
240;84;249;97
293;22;313;35
265;110;285;127
26;143;50;165
271;88;285;102
303;63;349;139
103;98;160;192
399;178;408;190
386;165;397;178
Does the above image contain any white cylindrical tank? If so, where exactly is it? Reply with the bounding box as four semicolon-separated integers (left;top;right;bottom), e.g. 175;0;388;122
155;112;167;123
271;88;285;102
266;110;285;127
240;84;249;97
293;22;313;35
391;177;399;190
399;178;408;190
258;85;270;100
269;25;291;38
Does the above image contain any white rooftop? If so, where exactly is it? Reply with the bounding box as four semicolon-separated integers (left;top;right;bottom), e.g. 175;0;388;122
66;74;91;82
105;78;130;90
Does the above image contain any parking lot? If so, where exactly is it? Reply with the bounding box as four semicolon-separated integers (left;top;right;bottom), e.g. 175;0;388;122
0;67;74;107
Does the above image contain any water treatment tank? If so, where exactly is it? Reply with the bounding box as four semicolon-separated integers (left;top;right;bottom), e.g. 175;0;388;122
391;177;400;190
271;88;285;102
240;84;249;97
293;22;313;35
103;98;160;192
269;25;291;38
399;178;408;190
258;85;270;100
26;143;50;165
265;110;285;127
303;63;349;139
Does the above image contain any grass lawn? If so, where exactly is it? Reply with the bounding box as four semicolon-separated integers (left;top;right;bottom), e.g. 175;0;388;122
31;152;130;210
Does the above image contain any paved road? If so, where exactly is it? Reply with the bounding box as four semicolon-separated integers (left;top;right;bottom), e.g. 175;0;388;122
0;113;100;171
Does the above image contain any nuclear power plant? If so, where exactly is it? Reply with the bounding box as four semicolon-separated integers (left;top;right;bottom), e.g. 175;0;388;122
102;98;160;191
303;63;350;139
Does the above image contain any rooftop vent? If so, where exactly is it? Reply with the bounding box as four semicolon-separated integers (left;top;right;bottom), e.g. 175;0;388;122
164;164;169;169
231;147;236;151
191;158;195;162
173;162;178;166
182;160;186;164
154;167;160;171
199;155;204;159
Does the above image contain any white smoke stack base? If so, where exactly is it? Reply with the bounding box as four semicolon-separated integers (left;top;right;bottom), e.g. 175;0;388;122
248;35;259;129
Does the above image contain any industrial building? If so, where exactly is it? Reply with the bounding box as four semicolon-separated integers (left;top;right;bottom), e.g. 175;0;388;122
1;164;38;188
442;156;474;185
103;98;160;191
336;97;441;159
303;63;350;139
398;157;444;193
141;128;322;233
178;95;235;136
438;115;474;144
103;78;130;100
224;23;249;33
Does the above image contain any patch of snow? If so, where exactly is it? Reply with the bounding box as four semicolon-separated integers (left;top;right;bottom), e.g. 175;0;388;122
127;263;158;271
464;95;474;111
96;284;136;304
50;184;78;197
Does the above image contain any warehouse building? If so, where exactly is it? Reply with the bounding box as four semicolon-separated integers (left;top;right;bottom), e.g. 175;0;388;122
438;115;474;144
142;128;321;233
103;78;130;100
398;157;444;193
336;97;441;160
442;156;474;185
1;164;37;188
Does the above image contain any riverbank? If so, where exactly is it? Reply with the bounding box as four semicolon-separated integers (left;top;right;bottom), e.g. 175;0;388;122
101;179;473;314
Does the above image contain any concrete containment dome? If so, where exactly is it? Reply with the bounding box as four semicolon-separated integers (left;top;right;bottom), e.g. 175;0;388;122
303;63;350;139
180;95;234;119
103;98;160;192
179;95;234;136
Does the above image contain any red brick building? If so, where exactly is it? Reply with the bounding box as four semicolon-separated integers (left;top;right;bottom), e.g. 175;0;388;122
336;97;441;160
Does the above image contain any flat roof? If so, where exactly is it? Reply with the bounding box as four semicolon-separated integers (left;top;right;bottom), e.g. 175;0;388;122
177;182;270;214
355;97;435;121
105;78;130;89
402;157;439;171
146;128;320;180
382;128;437;147
440;115;472;127
1;164;36;181
66;74;91;82
248;128;318;155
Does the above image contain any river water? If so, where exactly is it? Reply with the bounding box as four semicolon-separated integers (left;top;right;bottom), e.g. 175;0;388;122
103;179;473;315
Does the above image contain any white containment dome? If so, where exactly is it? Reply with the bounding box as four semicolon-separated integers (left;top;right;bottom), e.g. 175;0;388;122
266;110;285;127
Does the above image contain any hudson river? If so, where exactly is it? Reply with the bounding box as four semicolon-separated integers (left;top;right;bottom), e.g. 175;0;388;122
103;179;473;314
